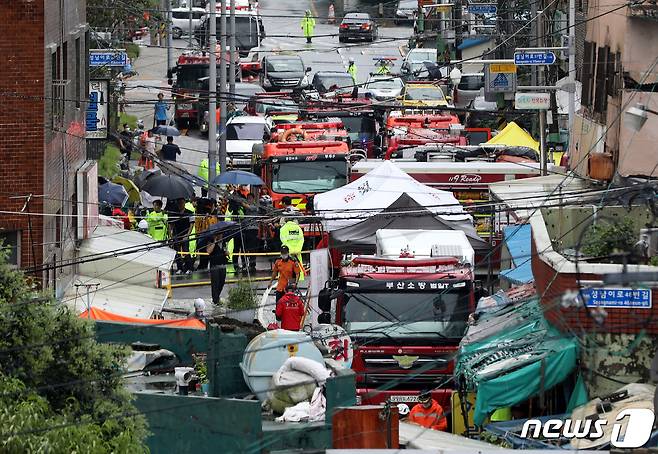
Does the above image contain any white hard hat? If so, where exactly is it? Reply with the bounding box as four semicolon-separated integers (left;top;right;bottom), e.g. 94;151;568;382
397;403;410;416
349;57;355;63
194;298;206;311
138;219;148;230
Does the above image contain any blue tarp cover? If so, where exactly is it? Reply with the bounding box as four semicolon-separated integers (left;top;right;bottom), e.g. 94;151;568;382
500;224;534;285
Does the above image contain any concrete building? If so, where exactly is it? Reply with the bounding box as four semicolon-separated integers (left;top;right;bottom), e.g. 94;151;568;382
570;0;658;179
0;0;92;296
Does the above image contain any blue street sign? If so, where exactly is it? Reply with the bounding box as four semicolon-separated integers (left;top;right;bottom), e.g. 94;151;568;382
89;50;128;67
514;51;556;65
583;288;652;309
467;4;497;14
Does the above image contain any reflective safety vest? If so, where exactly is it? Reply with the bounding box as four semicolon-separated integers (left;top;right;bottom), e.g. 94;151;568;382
301;15;315;37
280;221;304;254
347;64;357;82
146;210;168;241
408;401;447;431
185;202;197;255
197;159;221;184
280;221;305;281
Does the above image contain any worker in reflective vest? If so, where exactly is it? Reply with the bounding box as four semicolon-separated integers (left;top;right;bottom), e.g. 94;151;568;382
301;10;315;43
279;219;305;281
145;199;169;241
408;390;447;431
197;159;221;197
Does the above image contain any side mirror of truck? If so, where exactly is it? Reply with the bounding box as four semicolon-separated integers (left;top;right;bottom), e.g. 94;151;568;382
318;287;332;312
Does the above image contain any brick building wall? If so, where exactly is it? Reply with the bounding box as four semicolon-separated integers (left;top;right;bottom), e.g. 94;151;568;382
0;0;87;295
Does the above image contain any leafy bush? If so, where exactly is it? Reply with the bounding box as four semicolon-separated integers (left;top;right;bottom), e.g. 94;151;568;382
98;143;122;179
227;281;257;311
0;251;148;452
581;218;635;260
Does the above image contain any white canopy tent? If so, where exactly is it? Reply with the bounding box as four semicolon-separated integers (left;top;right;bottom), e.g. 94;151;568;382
313;160;472;232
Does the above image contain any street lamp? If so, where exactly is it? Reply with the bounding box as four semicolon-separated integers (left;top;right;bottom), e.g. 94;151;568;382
449;67;462;86
625;103;658;132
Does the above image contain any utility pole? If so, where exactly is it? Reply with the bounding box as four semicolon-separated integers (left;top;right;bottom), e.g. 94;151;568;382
208;0;218;198
219;0;228;173
166;0;173;72
229;0;236;96
568;0;576;131
537;0;547;175
188;0;194;48
454;0;463;60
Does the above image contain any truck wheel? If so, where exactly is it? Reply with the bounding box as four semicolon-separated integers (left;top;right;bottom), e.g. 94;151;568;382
339;36;345;43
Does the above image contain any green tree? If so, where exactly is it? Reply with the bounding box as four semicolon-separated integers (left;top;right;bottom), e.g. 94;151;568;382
0;252;149;452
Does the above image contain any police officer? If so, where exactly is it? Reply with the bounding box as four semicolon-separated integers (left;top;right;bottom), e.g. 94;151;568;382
145;199;168;241
301;10;315;44
347;57;357;83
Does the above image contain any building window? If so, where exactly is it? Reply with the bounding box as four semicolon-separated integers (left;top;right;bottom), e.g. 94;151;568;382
75;38;81;108
52;47;64;128
0;231;20;266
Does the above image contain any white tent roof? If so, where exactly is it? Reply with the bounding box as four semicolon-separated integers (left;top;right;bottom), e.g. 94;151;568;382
314;160;471;231
63;275;168;319
78;225;176;287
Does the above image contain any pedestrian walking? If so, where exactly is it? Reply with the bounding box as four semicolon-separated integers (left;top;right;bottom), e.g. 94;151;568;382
145;199;169;241
206;232;228;305
347;58;357;83
301;10;315;44
153;92;169;127
170;199;194;274
269;245;303;303
275;284;306;331
160;135;181;161
407;391;447;431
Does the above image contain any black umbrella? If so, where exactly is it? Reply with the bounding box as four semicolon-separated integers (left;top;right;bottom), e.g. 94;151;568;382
134;168;161;189
141;174;195;200
196;221;238;248
98;181;129;206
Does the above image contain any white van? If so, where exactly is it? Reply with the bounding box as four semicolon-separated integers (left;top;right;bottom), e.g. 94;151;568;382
171;7;206;39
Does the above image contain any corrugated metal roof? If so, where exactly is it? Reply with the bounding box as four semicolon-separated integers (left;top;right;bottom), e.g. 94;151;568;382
63;275;168;319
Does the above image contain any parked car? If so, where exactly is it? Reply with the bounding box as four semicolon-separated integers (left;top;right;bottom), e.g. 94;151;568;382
339;13;378;42
223;116;272;169
402;82;448;108
400;48;438;80
453;73;485;108
311;71;355;96
364;75;404;100
171;7;206;39
260;55;311;92
395;0;416;24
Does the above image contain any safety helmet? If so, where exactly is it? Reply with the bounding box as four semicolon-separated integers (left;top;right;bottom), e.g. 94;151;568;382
349;57;355;64
418;390;432;404
397;403;410;416
138;219;148;230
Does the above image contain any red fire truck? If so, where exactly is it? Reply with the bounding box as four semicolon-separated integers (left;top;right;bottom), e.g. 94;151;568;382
253;140;349;213
270;120;349;143
332;229;476;411
168;50;256;128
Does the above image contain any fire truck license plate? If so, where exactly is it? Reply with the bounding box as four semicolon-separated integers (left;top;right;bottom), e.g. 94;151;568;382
389;395;419;403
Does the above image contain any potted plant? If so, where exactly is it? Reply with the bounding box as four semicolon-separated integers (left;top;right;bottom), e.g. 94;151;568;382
193;353;209;395
227;281;258;323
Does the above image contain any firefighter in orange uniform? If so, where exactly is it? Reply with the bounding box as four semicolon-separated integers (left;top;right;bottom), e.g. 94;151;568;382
407;390;448;431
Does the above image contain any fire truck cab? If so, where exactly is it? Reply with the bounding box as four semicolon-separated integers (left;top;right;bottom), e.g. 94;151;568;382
333;229;476;411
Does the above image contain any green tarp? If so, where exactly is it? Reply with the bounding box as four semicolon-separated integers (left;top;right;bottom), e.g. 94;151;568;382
455;297;578;425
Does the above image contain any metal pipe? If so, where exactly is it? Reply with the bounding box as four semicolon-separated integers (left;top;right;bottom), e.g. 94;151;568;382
229;0;236;95
567;0;576;131
208;0;218;197
167;0;173;72
188;0;193;48
539;109;547;176
219;0;228;173
515;46;569;51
